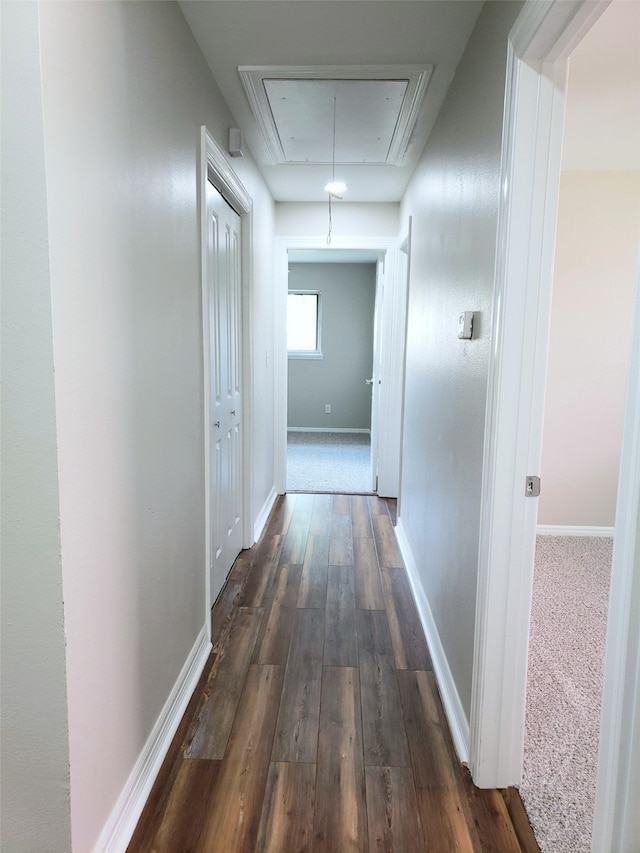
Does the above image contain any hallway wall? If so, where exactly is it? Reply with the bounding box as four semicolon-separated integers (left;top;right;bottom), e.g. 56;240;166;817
1;4;72;851
276;202;399;237
398;0;523;722
3;2;277;851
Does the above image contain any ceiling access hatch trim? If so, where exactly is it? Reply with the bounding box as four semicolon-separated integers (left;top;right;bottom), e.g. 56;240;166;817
238;65;433;167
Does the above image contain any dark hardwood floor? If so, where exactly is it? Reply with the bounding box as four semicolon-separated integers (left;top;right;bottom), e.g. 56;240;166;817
128;494;539;852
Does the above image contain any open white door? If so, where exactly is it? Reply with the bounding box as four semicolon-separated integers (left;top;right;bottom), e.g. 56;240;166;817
375;242;408;499
368;255;385;492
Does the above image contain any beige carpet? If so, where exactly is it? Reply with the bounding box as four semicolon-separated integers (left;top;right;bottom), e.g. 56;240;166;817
520;535;612;852
286;430;372;493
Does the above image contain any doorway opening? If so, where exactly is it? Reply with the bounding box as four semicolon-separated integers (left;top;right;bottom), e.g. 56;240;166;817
520;3;640;847
275;236;407;500
470;1;640;849
286;253;378;494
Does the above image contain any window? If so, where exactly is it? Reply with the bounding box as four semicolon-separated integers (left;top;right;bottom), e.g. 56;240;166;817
287;291;323;358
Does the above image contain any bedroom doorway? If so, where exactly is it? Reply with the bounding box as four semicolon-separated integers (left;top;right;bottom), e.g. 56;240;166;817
520;4;640;847
275;236;406;499
286;254;378;494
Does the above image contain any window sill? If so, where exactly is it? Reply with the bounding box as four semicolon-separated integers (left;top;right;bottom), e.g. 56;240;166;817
288;351;324;360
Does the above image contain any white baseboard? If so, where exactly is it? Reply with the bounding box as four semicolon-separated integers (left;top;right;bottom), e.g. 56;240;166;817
287;427;371;434
395;518;470;764
537;524;615;538
94;625;212;853
254;486;277;543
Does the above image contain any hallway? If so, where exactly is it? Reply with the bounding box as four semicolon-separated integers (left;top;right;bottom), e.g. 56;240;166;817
128;494;534;852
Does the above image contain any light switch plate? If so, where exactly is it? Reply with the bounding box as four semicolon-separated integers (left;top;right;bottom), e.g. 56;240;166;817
458;311;474;340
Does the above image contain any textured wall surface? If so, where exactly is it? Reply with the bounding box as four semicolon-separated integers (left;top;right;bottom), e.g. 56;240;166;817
276;202;399;237
399;0;523;717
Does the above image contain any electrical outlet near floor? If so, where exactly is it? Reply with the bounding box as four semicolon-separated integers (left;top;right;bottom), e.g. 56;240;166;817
325;404;331;413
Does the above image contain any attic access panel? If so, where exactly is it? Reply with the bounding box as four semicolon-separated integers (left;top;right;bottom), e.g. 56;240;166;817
264;78;407;164
239;66;432;166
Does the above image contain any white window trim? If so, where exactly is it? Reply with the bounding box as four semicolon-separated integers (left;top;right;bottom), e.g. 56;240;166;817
287;289;323;359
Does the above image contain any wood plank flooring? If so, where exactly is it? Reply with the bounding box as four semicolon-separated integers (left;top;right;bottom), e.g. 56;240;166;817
128;494;538;853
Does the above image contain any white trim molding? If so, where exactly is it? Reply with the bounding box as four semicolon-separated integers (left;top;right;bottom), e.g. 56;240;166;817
470;0;611;789
94;627;211;853
287;427;371;434
238;65;433;167
536;524;615;538
253;486;277;544
396;518;470;764
592;256;640;853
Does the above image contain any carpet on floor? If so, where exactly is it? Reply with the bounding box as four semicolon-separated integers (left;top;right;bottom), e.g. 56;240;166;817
286;430;372;493
520;535;612;852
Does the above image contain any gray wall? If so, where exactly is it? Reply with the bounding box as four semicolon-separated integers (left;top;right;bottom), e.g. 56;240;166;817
1;4;72;850
399;0;523;719
3;2;276;851
288;263;376;430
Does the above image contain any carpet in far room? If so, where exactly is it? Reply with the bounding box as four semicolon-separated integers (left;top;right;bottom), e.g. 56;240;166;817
286;430;372;493
520;535;612;852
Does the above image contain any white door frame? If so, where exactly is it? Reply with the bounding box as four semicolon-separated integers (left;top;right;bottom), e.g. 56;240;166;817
274;236;403;496
200;127;254;624
395;218;412;520
593;260;640;852
470;1;640;844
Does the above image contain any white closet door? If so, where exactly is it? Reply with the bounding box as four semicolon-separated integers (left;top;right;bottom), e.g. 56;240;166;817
207;181;243;604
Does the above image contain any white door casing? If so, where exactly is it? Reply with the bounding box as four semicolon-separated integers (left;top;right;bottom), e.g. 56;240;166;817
471;0;611;789
395;218;412;518
470;7;639;848
207;182;243;603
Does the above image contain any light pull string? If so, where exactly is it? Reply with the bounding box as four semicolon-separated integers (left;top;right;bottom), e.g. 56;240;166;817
332;94;337;183
327;95;337;245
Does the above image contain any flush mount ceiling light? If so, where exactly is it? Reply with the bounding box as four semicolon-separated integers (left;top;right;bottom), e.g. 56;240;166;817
324;180;347;196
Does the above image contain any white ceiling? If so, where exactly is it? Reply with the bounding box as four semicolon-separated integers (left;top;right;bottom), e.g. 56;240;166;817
562;0;640;170
180;1;640;200
240;70;431;167
179;1;484;202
